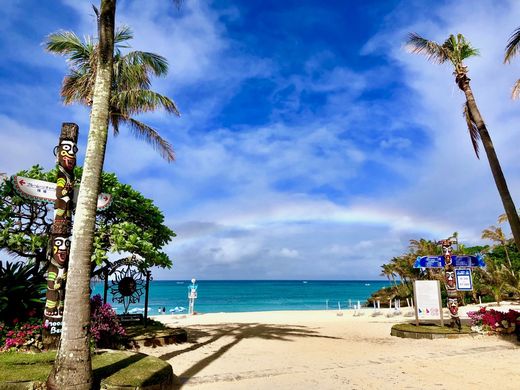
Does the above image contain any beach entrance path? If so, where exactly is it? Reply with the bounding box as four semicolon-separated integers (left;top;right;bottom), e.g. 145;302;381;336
141;310;519;389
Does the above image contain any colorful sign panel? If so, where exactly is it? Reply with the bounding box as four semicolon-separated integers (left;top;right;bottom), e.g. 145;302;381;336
413;254;485;269
451;255;485;268
455;269;473;291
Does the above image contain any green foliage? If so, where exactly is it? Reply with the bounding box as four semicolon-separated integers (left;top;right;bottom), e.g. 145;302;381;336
0;165;175;272
0;261;46;325
46;26;179;161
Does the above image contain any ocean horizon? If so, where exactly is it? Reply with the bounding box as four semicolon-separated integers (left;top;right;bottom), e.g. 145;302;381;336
91;279;391;315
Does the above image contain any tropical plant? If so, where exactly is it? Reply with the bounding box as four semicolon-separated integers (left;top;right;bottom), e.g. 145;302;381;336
406;33;520;252
48;2;180;388
46;26;179;162
482;225;514;274
0;260;46;325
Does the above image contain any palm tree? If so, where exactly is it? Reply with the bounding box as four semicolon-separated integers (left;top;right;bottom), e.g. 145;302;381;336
47;2;115;389
481;225;514;274
47;3;182;389
45;26;179;162
406;33;520;252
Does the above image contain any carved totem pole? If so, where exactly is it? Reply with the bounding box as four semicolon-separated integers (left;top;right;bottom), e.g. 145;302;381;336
438;237;461;330
43;123;78;342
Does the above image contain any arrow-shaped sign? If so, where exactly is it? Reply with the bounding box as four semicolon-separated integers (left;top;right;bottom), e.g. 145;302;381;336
12;175;112;210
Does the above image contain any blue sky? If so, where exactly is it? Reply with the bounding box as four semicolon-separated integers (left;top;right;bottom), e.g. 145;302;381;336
2;0;520;279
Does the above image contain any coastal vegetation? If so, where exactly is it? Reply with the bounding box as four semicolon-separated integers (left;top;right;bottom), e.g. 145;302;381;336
372;223;520;307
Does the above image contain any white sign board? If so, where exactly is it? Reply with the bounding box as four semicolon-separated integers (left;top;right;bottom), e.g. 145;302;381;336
413;280;443;325
455;269;473;291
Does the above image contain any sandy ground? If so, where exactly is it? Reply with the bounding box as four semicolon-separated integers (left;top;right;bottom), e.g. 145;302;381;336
141;303;520;390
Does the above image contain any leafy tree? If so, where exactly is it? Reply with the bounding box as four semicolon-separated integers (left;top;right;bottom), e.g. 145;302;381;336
0;165;174;272
406;33;520;252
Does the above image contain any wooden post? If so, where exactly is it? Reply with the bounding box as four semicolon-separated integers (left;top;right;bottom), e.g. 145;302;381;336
43;123;79;349
103;268;109;305
144;270;151;328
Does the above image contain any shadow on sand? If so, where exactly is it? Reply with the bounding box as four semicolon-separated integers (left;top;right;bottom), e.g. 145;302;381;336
159;322;342;388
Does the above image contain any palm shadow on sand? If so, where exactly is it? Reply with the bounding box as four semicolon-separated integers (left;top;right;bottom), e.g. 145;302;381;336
158;322;342;388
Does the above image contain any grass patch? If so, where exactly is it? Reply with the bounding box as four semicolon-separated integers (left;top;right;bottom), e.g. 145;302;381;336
0;350;172;387
392;322;473;334
124;318;170;339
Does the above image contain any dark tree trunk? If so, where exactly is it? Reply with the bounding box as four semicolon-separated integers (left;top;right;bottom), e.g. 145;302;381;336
458;76;520;252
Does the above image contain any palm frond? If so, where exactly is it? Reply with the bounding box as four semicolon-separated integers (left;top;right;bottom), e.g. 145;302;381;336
62;71;93;105
123;51;169;77
113;90;180;116
406;33;449;64
114;61;152;90
117;115;175;162
511;79;520;99
463;102;481;158
504;27;520;63
45;31;93;68
115;26;133;46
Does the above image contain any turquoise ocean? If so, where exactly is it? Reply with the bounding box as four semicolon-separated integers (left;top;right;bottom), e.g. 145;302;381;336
91;280;391;315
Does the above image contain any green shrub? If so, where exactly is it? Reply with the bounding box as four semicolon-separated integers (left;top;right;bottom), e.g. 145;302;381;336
0;261;46;325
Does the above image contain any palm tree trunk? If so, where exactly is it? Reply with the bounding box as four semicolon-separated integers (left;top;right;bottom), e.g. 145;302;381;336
47;1;116;389
459;80;520;252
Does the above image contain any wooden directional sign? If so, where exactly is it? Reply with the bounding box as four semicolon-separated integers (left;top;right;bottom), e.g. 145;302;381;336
12;175;112;210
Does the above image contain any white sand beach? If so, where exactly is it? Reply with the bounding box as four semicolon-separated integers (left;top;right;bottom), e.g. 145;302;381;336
142;303;520;389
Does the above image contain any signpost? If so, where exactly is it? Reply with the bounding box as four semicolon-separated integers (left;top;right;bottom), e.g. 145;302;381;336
413;237;485;330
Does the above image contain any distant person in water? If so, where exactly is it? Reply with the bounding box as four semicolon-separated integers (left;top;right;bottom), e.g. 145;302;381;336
162;306;166;314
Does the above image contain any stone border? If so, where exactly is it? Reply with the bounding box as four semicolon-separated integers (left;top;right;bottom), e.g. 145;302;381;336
130;328;188;348
391;326;475;340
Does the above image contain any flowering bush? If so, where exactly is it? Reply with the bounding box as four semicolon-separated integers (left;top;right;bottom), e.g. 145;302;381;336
467;307;520;334
0;320;43;351
90;294;126;349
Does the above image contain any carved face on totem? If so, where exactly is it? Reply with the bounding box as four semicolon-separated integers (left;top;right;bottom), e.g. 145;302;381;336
53;236;71;268
55;140;78;171
445;271;456;290
447;298;459;316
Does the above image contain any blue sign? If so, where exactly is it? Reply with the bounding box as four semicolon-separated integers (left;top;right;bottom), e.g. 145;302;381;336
451;255;485;268
455;269;473;291
414;256;445;268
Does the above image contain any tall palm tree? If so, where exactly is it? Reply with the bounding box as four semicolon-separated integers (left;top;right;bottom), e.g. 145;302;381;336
482;225;514;274
45;26;179;161
48;2;115;389
48;3;182;389
406;33;520;252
